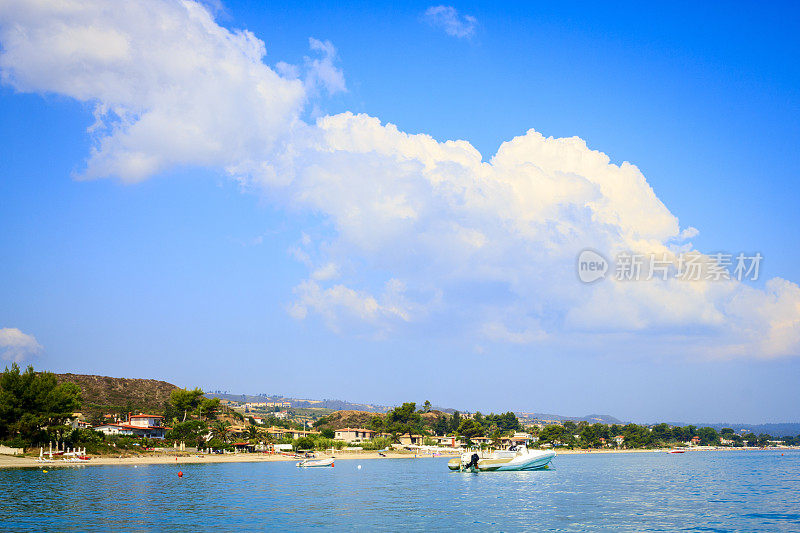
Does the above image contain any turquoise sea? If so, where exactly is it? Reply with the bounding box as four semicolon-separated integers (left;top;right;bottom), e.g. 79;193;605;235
1;450;799;531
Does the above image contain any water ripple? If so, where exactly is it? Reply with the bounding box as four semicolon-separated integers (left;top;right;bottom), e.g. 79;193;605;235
1;450;799;531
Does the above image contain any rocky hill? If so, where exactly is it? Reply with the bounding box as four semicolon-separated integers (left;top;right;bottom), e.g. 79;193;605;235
54;373;179;417
314;410;377;429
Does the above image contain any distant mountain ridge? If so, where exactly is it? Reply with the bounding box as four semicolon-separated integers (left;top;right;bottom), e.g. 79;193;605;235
517;412;624;425
665;421;800;437
204;391;624;424
205;392;392;413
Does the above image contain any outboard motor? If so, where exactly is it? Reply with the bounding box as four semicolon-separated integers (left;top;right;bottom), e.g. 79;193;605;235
460;452;480;471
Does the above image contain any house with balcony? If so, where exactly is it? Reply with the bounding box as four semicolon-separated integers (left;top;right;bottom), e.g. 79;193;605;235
335;428;375;443
398;434;425;446
93;413;169;439
501;432;533;448
432;435;463;448
266;426;289;440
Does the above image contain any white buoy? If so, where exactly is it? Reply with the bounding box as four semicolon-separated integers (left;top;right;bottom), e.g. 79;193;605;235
357;464;362;470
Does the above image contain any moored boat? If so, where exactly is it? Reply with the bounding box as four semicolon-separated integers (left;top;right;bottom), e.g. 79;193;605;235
448;446;555;472
296;458;335;468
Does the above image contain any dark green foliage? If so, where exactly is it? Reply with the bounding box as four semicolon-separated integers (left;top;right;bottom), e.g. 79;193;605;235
457;419;483;439
483;412;520;433
166;419;208;447
0;364;82;446
169;388;205;422
294;436;315;450
385;402;422;435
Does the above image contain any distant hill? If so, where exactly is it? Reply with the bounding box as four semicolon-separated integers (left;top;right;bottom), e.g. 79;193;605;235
315;410;378;430
205;391;630;423
205;392;392;413
517;412;624;425
690;422;800;437
54;373;178;416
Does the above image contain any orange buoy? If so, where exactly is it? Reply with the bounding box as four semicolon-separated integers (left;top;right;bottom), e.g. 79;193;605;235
178;471;183;478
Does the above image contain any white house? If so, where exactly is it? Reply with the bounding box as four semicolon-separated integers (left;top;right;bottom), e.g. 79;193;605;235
93;424;135;436
93;414;169;439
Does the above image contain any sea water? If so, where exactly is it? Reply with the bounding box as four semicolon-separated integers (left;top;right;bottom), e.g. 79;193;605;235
1;450;799;531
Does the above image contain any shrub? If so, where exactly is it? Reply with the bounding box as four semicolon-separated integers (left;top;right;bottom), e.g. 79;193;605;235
359;437;393;451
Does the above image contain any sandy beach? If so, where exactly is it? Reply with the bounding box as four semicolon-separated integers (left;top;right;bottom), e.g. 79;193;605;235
0;449;457;469
2;446;793;470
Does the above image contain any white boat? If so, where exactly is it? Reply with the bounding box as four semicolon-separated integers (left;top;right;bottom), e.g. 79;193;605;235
296;457;335;468
448;446;556;472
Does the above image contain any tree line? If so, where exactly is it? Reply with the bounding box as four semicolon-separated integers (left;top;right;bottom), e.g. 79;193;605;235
2;366;798;452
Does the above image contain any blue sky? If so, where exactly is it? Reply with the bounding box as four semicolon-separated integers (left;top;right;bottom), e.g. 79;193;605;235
1;0;799;423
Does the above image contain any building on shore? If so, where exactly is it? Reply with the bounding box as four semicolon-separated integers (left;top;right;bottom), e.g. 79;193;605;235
501;432;534;448
398;434;425;446
334;428;375;443
265;426;320;441
232;442;256;453
93;413;169;439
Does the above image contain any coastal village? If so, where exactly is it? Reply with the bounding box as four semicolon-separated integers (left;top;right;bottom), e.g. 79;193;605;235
0;366;797;465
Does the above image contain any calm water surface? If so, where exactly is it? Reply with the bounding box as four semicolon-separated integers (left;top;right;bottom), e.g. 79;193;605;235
1;450;799;531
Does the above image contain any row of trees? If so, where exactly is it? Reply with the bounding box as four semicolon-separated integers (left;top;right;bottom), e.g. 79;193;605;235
354;402;522;442
535;421;799;449
313;402;800;449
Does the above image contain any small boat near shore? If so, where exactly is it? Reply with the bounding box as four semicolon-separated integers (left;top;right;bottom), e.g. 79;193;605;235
667;449;686;454
448;446;556;472
296;458;335;468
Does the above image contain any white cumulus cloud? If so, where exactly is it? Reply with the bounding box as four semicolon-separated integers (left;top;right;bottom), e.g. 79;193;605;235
0;0;308;183
2;0;799;360
0;328;43;362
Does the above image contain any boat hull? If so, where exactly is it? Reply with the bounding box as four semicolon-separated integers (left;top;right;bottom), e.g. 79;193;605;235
296;458;335;467
448;450;556;472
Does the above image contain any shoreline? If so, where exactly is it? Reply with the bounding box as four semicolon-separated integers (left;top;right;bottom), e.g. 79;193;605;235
1;445;796;470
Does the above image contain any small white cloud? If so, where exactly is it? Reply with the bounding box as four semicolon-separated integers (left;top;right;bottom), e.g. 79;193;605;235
304;37;346;95
289;279;413;333
275;61;300;80
680;226;699;240
311;262;340;281
423;5;477;39
0;327;43;362
481;321;547;344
